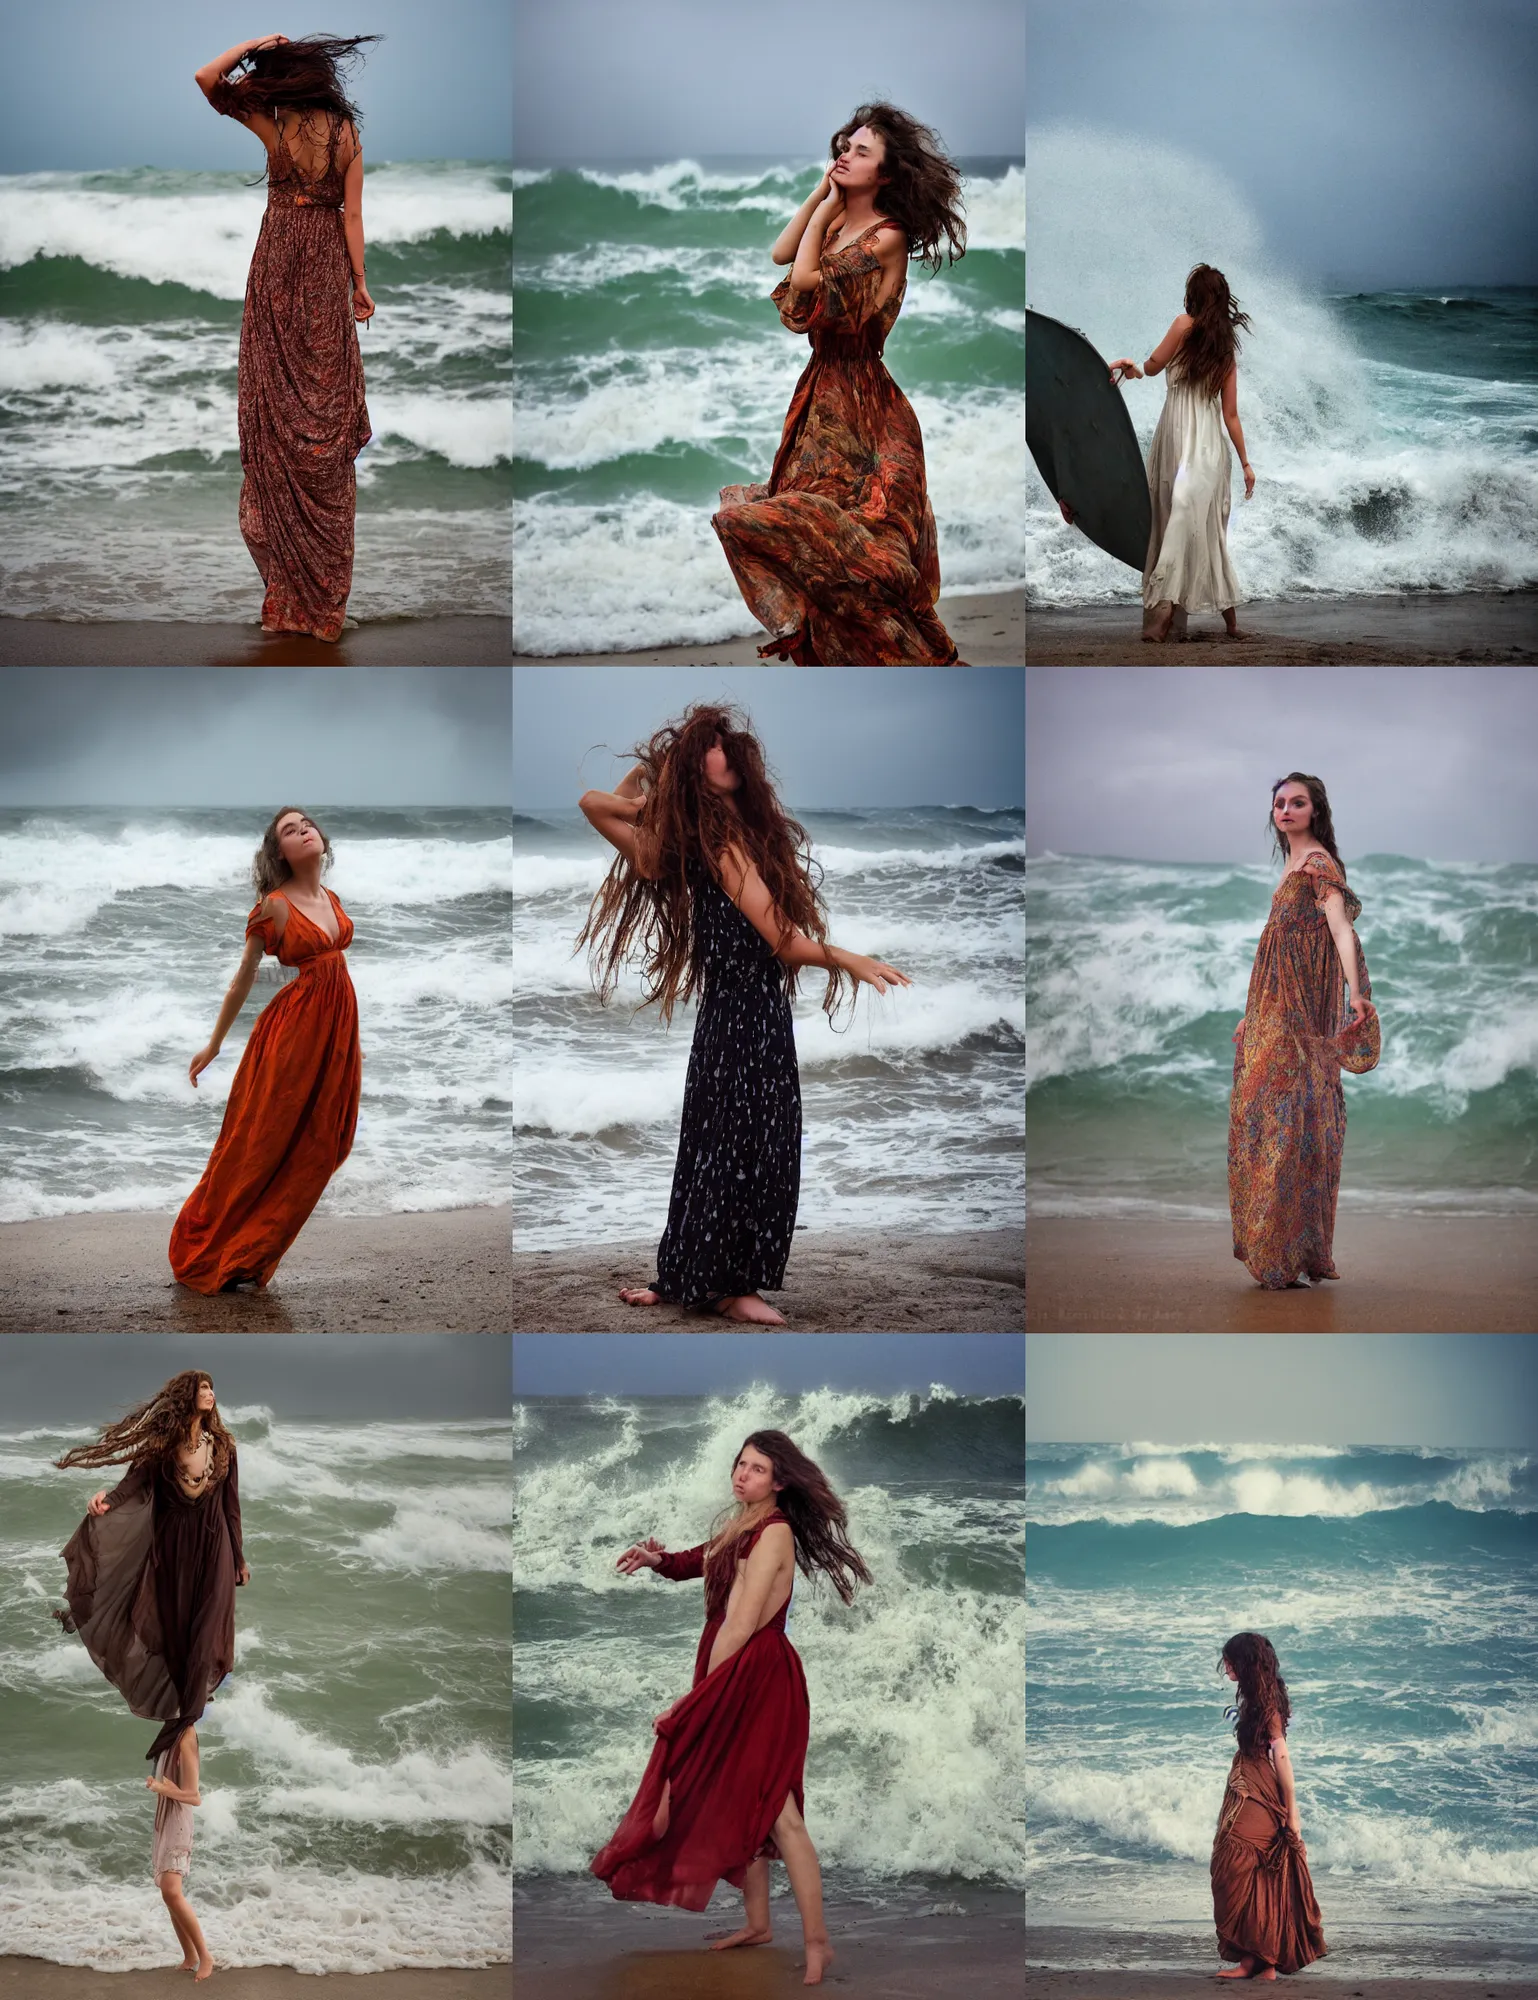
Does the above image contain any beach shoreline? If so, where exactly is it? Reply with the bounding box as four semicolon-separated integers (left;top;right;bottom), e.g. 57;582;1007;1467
0;1966;508;1997
512;589;1025;664
513;1226;1024;1331
0;618;513;667
1026;1213;1538;1331
1025;1926;1538;1996
0;1205;512;1334
1024;589;1538;664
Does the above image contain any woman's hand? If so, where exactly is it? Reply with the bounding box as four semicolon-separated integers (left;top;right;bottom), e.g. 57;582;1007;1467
652;1697;683;1735
1231;1016;1245;1045
1242;460;1256;499
249;34;289;52
189;1044;220;1088
146;1775;170;1796
811;182;846;229
1346;993;1370;1028
844;952;912;997
87;1490;110;1517
352;282;376;323
616;1537;665;1575
236;1563;252;1586
1109;359;1143;384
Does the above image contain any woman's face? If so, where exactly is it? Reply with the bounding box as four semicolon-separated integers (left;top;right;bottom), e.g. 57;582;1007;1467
1222;1656;1238;1682
831;124;885;197
703;736;741;794
275;811;323;868
195;1378;216;1413
1273;784;1313;837
732;1446;778;1506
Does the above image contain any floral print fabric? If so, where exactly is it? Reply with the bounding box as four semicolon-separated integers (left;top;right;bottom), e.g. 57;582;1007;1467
713;221;962;666
1228;853;1379;1289
209;84;372;640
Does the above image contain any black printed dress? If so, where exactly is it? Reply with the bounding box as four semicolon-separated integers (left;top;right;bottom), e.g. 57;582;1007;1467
653;865;802;1306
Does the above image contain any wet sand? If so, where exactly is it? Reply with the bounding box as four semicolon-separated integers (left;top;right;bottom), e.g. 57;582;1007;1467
0;618;513;666
0;1967;508;1998
1026;1926;1538;1996
1024;590;1538;664
513;1228;1024;1331
513;590;1025;664
1025;1973;1536;1998
0;1206;512;1334
1027;1214;1538;1332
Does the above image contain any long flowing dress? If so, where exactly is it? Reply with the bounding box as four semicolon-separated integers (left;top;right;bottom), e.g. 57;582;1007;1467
208;87;372;640
170;886;362;1293
1143;363;1241;621
714;220;963;666
651;864;801;1308
1229;853;1380;1290
1211;1717;1327;1974
592;1513;808;1909
152;1738;197;1884
57;1446;244;1765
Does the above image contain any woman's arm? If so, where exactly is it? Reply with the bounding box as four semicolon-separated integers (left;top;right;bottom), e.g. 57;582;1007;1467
1143;313;1194;377
1320;890;1370;1024
190;931;267;1086
1268;1732;1301;1836
705;1523;792;1675
147;1733;202;1807
715;843;911;995
772;173;834;266
578;779;657;879
342;134;375;322
790;185;845;295
1221;365;1255;496
87;1458;154;1515
222;1445;250;1585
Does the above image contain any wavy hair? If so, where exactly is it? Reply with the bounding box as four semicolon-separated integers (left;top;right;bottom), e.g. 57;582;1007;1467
831;101;967;274
708;1431;873;1607
1174;263;1253;399
252;806;334;898
223;33;380;129
55;1371;235;1485
1219;1631;1292;1754
576;703;852;1025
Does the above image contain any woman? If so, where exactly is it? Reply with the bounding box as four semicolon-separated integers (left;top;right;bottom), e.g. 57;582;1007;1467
576;703;910;1324
195;32;379;641
593;1431;872;1987
1229;774;1379;1290
1107;263;1255;645
148;1723;214;1981
55;1372;249;1771
714;103;968;666
1212;1633;1327;1980
170;806;362;1293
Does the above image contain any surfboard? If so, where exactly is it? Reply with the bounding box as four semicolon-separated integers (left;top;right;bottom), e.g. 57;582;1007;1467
1027;309;1152;573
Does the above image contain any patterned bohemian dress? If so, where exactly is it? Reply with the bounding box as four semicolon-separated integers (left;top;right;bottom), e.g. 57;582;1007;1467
650;862;802;1308
714;220;963;666
1229;852;1380;1289
207;87;373;639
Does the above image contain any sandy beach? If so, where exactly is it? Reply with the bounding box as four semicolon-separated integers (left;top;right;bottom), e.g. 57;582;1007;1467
512;590;1025;665
1024;1973;1536;1998
1026;1213;1538;1331
0;1969;508;1998
0;1206;512;1334
513;1228;1024;1331
0;619;513;666
1025;1927;1538;1997
1024;590;1538;664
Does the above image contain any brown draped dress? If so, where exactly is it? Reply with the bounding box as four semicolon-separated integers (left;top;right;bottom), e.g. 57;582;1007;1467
208;86;373;640
1211;1714;1327;1974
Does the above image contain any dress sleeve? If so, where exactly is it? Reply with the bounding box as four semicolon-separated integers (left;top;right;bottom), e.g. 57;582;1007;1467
1302;852;1362;924
221;1444;245;1571
245;898;279;956
654;1544;706;1581
773;244;886;336
103;1458;154;1508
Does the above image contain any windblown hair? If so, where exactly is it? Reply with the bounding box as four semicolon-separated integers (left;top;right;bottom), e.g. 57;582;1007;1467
1219;1631;1292;1755
1174;263;1253;399
708;1431;873;1607
55;1371;234;1484
223;33;380;130
576;703;852;1025
252;806;334;898
831;101;967;274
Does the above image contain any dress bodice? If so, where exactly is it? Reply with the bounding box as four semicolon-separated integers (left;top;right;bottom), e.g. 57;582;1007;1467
246;887;354;974
773;220;906;360
265;115;348;210
690;867;786;999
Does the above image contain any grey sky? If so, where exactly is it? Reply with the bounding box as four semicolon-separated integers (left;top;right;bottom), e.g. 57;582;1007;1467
0;669;511;807
1027;0;1538;287
1026;667;1538;863
0;1334;510;1424
513;1333;1024;1397
514;0;1023;162
513;667;1024;810
1;0;510;173
1027;1334;1538;1446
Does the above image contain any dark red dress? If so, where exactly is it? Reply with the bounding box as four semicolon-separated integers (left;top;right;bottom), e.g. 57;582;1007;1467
592;1513;808;1910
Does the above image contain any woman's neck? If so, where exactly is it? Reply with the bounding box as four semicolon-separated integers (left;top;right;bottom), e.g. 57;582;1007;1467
283;857;324;896
1285;827;1324;861
840;186;882;231
187;1415;204;1446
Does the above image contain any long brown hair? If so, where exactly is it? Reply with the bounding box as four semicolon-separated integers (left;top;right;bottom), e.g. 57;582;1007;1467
223;33;380;128
576;703;852;1025
252;806;334;898
1175;263;1253;398
709;1430;873;1607
831;102;967;273
55;1370;235;1485
1219;1631;1292;1754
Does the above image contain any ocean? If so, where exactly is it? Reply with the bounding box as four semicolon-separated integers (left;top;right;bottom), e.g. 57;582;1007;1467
513;1388;1024;1911
512;157;1025;655
1026;850;1538;1219
0;162;511;621
512;806;1026;1250
0;1408;512;1972
1025;128;1538;606
1026;1441;1538;1975
0;808;512;1222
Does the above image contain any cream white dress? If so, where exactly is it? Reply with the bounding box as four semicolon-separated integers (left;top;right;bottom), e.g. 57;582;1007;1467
1142;365;1241;616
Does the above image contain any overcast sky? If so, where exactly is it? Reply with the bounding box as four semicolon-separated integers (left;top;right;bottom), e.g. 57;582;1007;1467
1027;1334;1538;1446
0;669;511;807
1027;0;1538;287
1026;667;1538;863
0;1335;510;1424
0;0;510;173
513;667;1024;810
514;1333;1024;1397
514;0;1023;162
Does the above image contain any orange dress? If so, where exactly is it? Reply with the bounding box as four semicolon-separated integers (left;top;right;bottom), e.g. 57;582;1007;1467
1211;1722;1327;1974
713;220;963;666
169;887;361;1293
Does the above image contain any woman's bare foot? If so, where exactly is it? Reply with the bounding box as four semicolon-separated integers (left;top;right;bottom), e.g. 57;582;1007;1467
179;1951;200;1972
707;1925;773;1950
194;1953;215;1982
1217;1959;1255;1980
618;1287;662;1306
1142;601;1176;643
714;1293;787;1325
803;1939;834;1985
